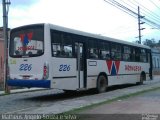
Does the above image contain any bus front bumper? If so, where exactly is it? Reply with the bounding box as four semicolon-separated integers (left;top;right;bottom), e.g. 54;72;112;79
7;79;51;88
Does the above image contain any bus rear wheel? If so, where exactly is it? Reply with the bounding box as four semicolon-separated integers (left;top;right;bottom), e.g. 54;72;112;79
137;73;146;85
97;75;107;93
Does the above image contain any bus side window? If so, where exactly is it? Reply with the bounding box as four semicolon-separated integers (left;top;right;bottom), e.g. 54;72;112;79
140;49;147;62
51;30;73;57
130;48;135;61
147;50;150;63
99;42;110;60
123;46;131;61
88;39;98;59
135;48;140;62
111;44;121;60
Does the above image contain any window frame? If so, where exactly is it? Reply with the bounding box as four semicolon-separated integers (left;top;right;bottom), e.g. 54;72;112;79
122;45;131;61
140;48;147;63
98;41;111;60
50;30;74;58
9;24;44;58
88;38;99;59
111;43;122;60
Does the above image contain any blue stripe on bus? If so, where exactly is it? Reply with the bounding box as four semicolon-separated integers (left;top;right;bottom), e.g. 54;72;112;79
7;79;51;88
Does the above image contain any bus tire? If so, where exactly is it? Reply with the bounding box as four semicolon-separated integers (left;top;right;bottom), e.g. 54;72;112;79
63;90;76;94
97;75;107;93
137;72;146;85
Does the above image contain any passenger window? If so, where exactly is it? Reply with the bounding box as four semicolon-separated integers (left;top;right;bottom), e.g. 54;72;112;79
135;48;140;62
88;39;98;59
99;42;110;60
123;46;131;61
51;31;73;57
147;51;150;63
111;44;121;60
140;49;147;62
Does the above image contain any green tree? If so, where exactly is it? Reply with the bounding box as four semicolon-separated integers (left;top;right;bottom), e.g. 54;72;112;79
143;38;156;47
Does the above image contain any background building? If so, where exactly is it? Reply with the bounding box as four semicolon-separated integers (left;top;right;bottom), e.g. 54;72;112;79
0;28;4;89
152;48;160;75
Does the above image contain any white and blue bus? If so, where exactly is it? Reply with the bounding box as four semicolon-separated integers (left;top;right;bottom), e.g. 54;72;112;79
7;23;152;93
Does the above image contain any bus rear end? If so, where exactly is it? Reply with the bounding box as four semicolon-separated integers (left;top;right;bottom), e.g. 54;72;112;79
7;24;51;88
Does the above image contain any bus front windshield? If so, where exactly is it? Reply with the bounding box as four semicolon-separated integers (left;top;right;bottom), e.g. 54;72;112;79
9;25;44;57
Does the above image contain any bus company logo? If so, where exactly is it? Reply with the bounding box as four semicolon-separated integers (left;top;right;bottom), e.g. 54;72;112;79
106;60;120;75
19;32;33;46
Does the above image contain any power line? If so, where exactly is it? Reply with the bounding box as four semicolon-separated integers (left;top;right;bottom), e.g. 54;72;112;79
127;0;160;23
148;0;160;11
117;0;137;12
104;0;160;29
131;0;160;20
119;0;160;25
104;0;137;18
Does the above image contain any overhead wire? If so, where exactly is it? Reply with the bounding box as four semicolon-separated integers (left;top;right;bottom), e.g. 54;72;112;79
104;0;160;30
103;0;137;19
125;0;160;27
125;0;160;24
131;0;160;20
148;0;160;11
117;0;160;30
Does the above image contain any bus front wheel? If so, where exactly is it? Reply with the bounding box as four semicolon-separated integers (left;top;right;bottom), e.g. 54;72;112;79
97;75;107;93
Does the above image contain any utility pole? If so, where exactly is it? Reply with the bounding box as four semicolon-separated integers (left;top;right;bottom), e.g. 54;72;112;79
138;6;145;44
2;0;10;93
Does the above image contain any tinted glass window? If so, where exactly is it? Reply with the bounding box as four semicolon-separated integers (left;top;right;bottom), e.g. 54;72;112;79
99;42;110;60
9;25;44;57
111;44;121;60
123;46;131;61
88;39;98;59
51;30;73;57
140;49;147;62
135;48;140;62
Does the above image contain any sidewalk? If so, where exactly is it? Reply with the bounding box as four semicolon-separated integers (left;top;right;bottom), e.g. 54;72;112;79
0;88;45;95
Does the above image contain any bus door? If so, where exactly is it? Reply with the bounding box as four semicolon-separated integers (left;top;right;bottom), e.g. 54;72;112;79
75;42;86;89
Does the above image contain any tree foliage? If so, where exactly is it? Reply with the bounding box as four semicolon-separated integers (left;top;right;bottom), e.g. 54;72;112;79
143;38;160;47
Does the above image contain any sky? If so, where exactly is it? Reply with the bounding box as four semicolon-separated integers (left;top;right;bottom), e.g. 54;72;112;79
1;0;160;43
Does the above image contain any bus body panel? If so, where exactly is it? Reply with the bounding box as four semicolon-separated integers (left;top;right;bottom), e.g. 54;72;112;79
86;59;150;89
50;57;78;90
8;24;52;88
9;57;44;80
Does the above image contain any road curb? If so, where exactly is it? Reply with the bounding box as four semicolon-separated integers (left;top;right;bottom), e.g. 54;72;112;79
0;88;47;96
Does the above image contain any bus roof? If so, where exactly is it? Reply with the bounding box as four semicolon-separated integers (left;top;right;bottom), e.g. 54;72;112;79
48;23;150;49
11;23;150;49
